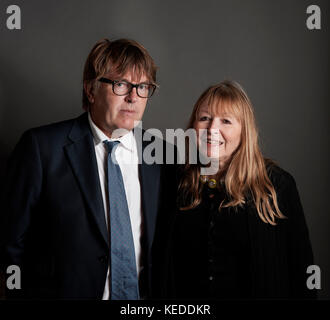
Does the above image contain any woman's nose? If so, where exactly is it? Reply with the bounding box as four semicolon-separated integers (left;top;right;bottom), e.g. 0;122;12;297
208;119;221;132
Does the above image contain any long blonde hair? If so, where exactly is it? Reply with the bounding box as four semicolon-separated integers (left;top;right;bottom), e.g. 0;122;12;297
179;80;286;225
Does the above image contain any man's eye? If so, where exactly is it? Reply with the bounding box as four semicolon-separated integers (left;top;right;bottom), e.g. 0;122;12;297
116;82;128;88
138;84;148;91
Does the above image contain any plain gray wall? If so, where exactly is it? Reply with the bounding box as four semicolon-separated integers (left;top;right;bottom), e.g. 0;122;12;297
0;0;329;299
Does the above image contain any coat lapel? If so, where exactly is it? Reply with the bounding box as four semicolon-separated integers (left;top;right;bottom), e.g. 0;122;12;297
137;133;162;254
63;118;163;251
64;113;108;247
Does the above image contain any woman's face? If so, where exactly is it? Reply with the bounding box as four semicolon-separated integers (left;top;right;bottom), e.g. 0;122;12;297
194;104;242;166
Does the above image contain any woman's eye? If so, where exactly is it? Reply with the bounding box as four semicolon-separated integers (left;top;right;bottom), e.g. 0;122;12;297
222;119;231;124
199;116;210;121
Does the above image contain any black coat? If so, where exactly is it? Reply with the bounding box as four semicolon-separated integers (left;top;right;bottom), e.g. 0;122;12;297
166;165;316;299
0;112;176;299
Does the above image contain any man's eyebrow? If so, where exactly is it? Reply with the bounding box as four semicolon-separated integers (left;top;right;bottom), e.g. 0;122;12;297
119;78;149;84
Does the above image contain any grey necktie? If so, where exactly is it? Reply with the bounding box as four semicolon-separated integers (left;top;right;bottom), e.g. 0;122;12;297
104;140;139;300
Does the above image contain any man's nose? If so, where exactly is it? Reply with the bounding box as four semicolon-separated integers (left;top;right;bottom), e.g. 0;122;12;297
125;87;138;103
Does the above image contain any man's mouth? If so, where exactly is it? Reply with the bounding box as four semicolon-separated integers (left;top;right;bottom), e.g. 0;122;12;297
120;109;135;115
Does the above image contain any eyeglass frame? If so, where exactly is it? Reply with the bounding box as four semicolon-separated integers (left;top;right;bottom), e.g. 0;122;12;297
98;77;158;98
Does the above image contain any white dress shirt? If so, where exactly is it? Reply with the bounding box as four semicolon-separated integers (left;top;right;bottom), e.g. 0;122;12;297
88;113;143;300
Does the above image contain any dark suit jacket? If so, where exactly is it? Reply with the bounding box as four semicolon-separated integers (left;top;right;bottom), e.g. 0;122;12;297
0;112;176;299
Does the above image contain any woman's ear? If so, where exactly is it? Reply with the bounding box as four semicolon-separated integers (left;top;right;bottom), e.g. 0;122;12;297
84;81;95;104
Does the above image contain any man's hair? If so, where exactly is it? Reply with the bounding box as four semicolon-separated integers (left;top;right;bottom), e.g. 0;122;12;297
82;38;157;110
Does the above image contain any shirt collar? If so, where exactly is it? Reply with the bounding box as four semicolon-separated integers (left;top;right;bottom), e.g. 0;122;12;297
88;112;135;152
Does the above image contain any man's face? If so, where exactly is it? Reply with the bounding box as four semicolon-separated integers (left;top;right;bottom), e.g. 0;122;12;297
88;70;149;138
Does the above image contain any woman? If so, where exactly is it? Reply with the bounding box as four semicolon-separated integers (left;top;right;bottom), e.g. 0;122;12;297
168;80;315;299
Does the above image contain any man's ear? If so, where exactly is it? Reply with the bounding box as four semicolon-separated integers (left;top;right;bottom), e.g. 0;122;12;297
84;81;95;104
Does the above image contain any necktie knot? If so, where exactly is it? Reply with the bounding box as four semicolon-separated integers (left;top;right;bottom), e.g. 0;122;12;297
104;140;120;154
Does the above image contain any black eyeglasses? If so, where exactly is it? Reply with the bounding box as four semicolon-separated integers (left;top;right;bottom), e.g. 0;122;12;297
98;77;157;98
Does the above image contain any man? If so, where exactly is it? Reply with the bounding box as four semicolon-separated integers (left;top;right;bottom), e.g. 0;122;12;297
1;38;175;299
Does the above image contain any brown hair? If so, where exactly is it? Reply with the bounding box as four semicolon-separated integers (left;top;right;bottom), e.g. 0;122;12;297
179;80;286;225
82;38;157;110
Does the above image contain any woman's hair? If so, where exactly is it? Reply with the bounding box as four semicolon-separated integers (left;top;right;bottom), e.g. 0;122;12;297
179;80;286;225
82;38;157;110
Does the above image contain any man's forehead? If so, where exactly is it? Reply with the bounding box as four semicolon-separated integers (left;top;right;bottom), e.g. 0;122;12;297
107;68;149;83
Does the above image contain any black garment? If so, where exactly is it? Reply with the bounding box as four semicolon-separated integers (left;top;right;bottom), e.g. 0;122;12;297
0;112;177;299
172;185;251;299
167;165;316;300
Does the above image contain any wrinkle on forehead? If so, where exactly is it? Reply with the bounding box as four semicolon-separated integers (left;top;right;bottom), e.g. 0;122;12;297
111;62;150;83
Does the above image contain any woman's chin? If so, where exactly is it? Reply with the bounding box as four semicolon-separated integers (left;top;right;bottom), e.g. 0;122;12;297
207;150;222;160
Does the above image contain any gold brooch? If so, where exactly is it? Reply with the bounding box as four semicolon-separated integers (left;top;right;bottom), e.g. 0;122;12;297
208;179;217;189
200;176;217;189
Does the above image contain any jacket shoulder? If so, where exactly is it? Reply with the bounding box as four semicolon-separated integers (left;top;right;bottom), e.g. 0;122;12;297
266;161;296;192
20;113;88;146
28;117;77;138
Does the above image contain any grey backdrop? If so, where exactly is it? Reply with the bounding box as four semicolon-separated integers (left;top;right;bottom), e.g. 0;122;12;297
0;0;329;299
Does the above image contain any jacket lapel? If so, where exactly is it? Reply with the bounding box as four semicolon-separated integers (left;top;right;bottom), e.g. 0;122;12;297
64;113;108;247
137;134;162;255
